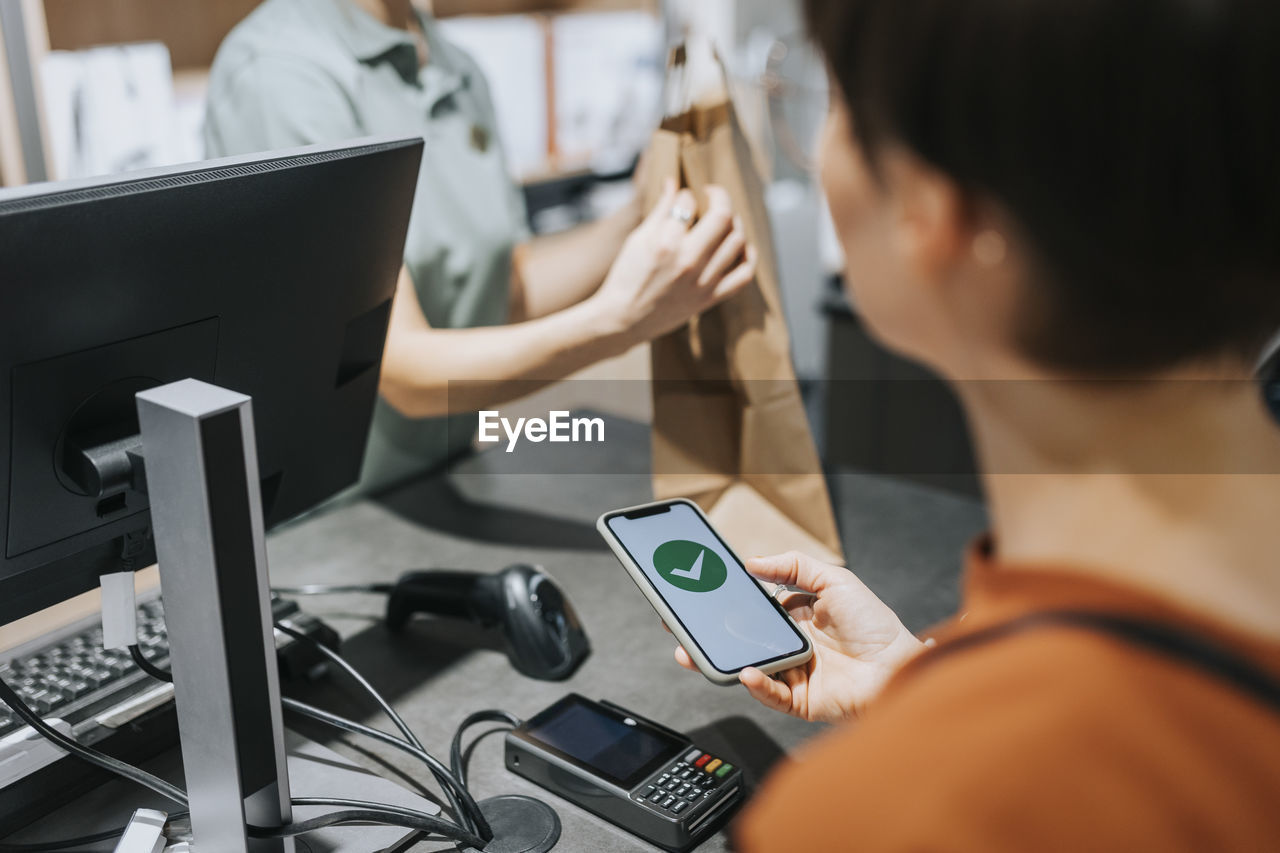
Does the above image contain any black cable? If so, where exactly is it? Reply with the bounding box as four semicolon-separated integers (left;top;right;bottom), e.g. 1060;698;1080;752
128;644;172;682
450;709;524;789
272;622;422;749
127;624;490;838
263;799;484;847
272;621;491;837
0;794;486;851
0;812;192;853
3;650;488;845
0;675;189;808
281;696;491;839
0;825;141;851
1;674;488;848
0;800;484;851
271;583;393;596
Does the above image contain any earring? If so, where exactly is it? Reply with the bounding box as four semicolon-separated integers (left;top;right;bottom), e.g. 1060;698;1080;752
973;230;1007;267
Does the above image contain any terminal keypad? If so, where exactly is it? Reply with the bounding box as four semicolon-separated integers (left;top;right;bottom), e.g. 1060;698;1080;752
632;746;739;818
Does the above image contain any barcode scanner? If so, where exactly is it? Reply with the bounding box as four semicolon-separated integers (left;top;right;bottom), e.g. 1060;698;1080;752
385;564;590;681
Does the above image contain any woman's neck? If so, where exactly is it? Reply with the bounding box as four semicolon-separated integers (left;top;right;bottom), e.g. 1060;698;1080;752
962;369;1280;639
351;0;419;30
350;0;430;66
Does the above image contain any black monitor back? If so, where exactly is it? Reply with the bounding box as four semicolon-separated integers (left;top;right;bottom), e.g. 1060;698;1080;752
0;137;423;623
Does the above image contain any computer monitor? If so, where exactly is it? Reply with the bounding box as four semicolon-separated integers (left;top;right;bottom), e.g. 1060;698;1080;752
0;136;423;625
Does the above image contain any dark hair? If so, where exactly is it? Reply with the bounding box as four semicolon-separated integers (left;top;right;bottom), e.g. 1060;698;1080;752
804;0;1280;373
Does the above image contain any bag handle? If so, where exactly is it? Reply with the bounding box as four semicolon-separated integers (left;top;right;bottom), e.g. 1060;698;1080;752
921;609;1280;713
661;40;732;121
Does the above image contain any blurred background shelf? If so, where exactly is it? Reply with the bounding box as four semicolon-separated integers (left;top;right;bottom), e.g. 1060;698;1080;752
41;0;656;70
0;0;662;186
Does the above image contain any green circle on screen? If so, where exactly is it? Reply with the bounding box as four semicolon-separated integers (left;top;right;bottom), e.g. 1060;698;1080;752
653;540;728;593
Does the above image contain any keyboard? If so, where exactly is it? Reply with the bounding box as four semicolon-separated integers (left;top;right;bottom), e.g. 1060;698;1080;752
0;599;169;737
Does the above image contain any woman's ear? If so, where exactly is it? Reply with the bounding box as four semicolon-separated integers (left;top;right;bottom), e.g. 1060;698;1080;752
882;150;971;287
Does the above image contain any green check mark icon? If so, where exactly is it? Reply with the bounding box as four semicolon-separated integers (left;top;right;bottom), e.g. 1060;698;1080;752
653;540;727;593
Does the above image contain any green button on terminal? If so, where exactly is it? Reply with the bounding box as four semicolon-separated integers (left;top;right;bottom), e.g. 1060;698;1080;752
715;763;733;777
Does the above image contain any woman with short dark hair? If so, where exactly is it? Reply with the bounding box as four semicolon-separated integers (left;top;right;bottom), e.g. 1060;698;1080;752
671;2;1280;848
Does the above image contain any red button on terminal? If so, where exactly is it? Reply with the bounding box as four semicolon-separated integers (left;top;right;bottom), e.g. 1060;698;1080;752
694;754;711;768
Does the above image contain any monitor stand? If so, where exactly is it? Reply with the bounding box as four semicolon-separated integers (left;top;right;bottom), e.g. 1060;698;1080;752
136;379;293;853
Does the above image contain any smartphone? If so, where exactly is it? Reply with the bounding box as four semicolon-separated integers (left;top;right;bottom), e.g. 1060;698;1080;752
597;498;813;685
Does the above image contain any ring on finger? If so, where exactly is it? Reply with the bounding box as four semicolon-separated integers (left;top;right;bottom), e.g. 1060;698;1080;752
669;205;694;225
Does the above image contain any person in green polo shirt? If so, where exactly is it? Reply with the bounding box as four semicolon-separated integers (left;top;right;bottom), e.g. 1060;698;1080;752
204;0;755;494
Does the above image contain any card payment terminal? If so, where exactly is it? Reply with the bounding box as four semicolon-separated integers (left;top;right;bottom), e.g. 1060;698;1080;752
504;694;745;851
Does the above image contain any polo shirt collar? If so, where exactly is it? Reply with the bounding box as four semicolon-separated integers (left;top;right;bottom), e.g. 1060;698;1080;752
327;0;415;64
326;0;469;101
415;10;471;104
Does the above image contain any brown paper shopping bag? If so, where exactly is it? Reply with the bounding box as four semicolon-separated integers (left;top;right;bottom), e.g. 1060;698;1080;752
643;45;844;565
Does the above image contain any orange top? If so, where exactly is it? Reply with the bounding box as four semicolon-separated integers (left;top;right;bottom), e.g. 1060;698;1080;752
736;543;1280;852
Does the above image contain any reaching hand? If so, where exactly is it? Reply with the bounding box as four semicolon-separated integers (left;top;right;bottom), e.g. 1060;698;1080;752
673;551;925;723
591;179;756;347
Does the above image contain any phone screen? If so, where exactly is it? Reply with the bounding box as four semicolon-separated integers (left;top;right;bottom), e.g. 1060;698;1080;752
605;501;808;673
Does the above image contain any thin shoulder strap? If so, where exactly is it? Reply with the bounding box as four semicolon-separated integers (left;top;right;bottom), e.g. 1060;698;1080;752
922;610;1280;713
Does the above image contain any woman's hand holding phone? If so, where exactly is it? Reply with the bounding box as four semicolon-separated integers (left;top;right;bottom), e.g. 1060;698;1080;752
672;552;926;723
